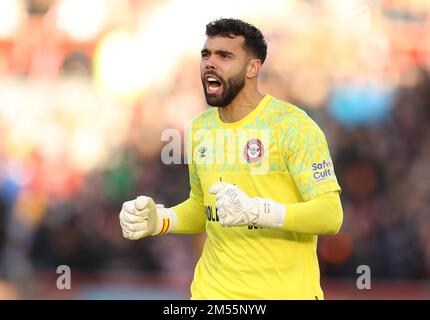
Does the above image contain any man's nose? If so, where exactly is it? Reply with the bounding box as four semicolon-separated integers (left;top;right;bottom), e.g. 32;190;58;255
204;57;216;70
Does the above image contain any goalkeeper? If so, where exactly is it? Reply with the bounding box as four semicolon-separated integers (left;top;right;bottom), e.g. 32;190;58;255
119;18;343;299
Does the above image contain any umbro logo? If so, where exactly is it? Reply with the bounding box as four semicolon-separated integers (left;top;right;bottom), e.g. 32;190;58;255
198;146;207;158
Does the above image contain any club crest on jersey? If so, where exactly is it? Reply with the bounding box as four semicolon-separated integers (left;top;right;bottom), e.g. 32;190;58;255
243;138;264;163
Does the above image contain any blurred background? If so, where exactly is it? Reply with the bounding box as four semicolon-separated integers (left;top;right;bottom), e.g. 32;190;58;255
0;0;429;299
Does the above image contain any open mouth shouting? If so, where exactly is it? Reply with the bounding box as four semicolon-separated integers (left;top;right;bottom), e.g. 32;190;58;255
204;73;223;95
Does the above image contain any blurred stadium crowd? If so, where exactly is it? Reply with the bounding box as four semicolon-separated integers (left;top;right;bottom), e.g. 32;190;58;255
0;0;429;298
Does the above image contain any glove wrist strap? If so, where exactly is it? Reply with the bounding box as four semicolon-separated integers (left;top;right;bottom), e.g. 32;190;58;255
255;198;286;228
152;205;178;235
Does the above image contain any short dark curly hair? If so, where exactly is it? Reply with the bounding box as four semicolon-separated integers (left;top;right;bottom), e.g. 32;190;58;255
206;18;267;64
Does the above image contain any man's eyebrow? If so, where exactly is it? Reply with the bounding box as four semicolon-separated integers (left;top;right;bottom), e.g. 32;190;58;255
215;50;234;56
200;49;234;56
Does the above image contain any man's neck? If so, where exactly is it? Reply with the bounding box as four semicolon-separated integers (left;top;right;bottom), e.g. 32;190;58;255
218;88;265;123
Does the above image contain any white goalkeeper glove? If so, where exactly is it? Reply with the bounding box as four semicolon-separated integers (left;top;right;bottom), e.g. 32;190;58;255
208;182;285;228
119;196;177;240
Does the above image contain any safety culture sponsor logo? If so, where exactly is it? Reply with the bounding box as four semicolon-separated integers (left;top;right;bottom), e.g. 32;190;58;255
312;160;335;182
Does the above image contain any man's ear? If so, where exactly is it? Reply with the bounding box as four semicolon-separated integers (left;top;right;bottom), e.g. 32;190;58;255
247;59;262;79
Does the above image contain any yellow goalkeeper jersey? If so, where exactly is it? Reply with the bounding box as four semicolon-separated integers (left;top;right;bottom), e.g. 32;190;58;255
173;94;341;299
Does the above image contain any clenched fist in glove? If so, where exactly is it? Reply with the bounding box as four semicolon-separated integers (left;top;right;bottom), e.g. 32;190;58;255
119;196;177;240
208;182;285;228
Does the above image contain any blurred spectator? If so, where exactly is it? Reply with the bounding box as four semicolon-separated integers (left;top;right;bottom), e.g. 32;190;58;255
60;50;92;78
26;0;53;16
